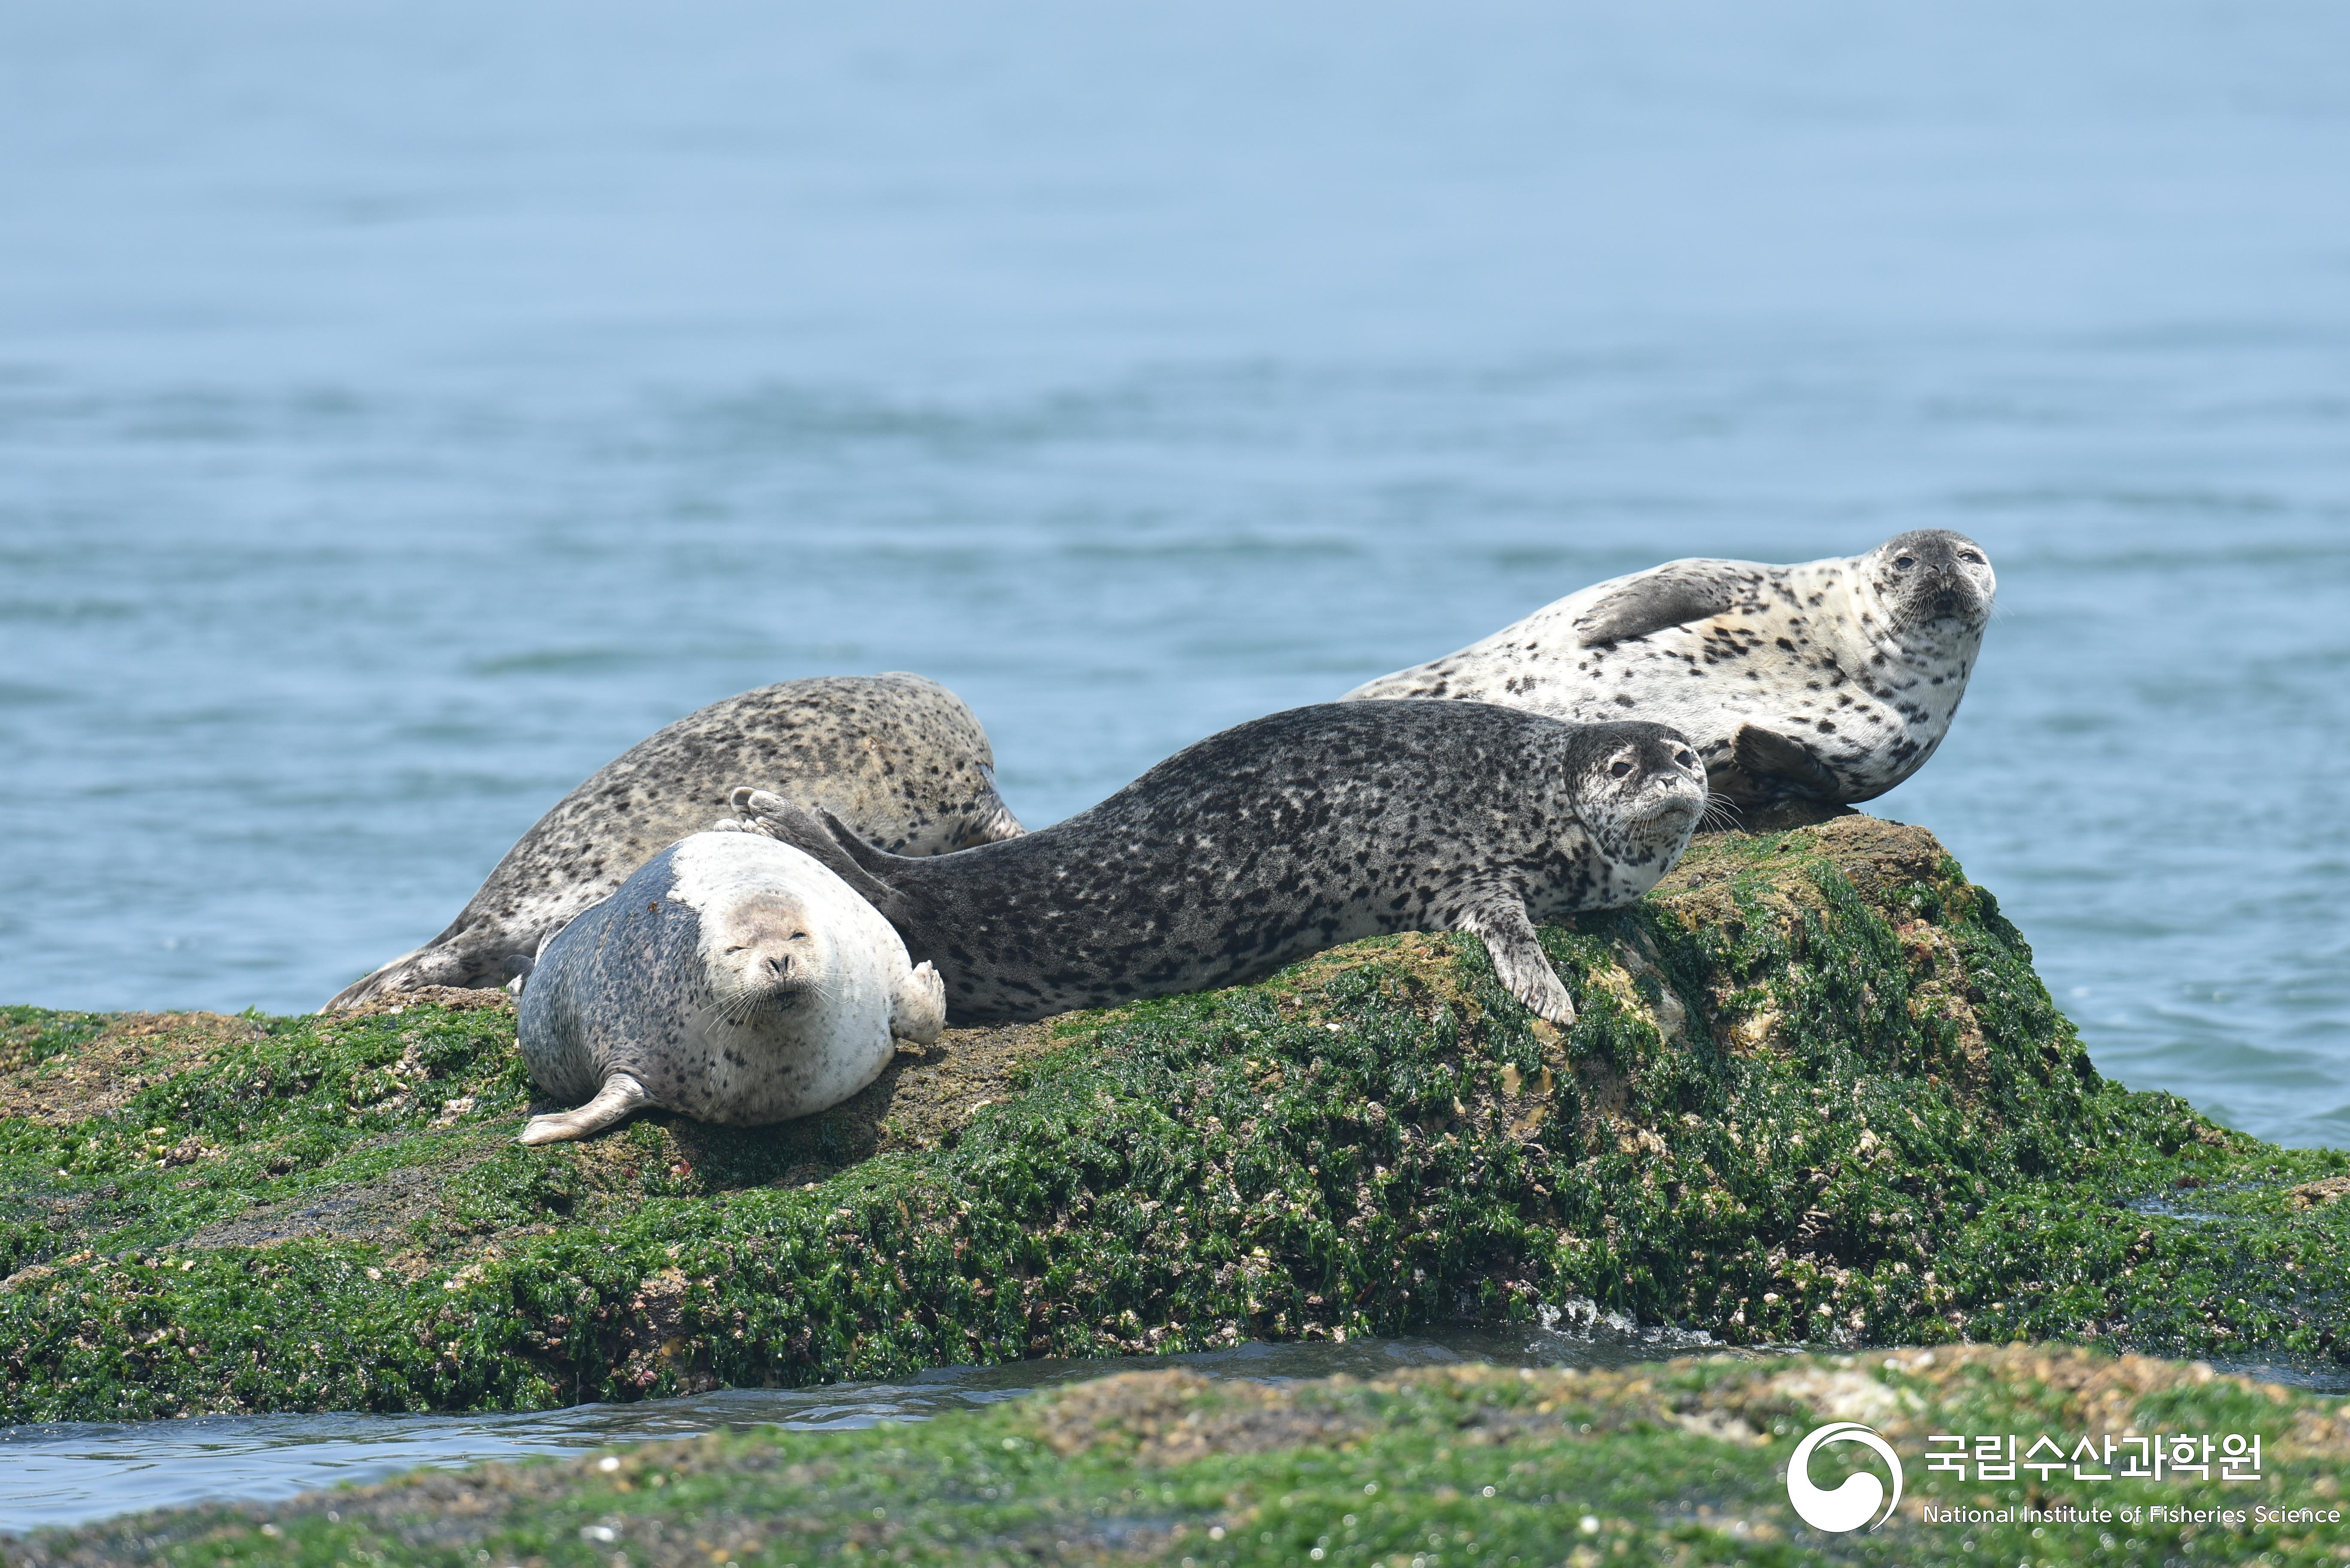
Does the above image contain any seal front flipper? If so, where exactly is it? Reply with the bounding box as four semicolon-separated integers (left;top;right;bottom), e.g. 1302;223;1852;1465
1573;563;1750;646
1731;724;1843;800
1456;895;1577;1026
891;960;947;1046
519;1071;652;1146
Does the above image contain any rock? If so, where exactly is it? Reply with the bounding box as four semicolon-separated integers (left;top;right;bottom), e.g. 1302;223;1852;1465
17;1344;2350;1567
0;817;2346;1420
2291;1175;2350;1209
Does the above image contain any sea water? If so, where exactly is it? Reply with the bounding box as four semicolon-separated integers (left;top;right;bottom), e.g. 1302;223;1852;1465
5;1;2343;1144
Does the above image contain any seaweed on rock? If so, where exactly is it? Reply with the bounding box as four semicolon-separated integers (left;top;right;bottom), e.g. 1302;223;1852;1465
18;1347;2350;1567
0;818;2344;1420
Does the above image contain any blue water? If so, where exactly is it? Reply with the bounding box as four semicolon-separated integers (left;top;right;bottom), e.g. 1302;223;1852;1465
1;1;2346;1144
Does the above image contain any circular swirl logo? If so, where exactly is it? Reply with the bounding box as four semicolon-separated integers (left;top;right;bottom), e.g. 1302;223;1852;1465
1786;1421;1904;1532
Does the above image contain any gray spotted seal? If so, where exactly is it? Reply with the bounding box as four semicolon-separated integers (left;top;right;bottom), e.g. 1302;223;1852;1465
724;700;1707;1027
516;831;947;1144
329;673;1021;1010
1343;530;1995;808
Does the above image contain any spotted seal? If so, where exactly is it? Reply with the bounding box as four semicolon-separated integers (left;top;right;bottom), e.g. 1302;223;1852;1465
1343;531;1995;808
724;701;1706;1026
515;831;947;1144
328;673;1022;1010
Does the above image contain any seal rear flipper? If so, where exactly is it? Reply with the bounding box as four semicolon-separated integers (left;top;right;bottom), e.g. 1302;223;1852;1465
1731;724;1844;800
812;804;904;875
725;788;909;914
518;1072;653;1145
955;766;1026;847
324;940;470;1011
324;956;419;1012
1456;896;1577;1026
891;960;948;1046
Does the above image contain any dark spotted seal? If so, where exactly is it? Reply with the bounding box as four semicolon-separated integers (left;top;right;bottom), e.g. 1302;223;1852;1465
1343;531;1995;808
328;672;1022;1010
516;832;947;1144
725;701;1706;1027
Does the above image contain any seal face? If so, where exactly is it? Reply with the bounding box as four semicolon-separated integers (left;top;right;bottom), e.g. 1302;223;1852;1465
515;832;947;1144
1342;530;1995;809
727;701;1707;1028
330;672;1022;1008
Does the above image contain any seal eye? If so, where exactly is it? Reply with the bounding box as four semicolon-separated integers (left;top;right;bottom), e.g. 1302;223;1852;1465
1608;760;1634;778
1893;554;1916;569
1959;550;1985;564
1675;749;1698;770
791;932;810;941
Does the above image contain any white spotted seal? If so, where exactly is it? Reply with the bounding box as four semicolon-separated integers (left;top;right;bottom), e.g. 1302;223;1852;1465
328;673;1021;1010
515;832;947;1144
1343;530;1995;808
724;701;1707;1027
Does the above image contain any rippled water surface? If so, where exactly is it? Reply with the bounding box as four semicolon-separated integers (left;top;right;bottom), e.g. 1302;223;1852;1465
1;1;2346;1143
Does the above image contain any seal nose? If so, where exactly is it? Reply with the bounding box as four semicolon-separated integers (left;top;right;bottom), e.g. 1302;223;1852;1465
764;953;793;979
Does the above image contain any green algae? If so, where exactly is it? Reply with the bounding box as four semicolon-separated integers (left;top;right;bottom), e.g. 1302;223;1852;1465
13;1347;2349;1566
1;817;2346;1422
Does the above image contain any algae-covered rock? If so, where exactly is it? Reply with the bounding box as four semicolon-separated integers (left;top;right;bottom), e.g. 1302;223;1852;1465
15;1347;2350;1565
0;818;2344;1420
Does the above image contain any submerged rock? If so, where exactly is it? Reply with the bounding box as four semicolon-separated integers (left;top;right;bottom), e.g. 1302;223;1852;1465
0;817;2344;1420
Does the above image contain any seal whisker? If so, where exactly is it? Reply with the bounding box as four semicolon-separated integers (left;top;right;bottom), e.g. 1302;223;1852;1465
718;980;773;1025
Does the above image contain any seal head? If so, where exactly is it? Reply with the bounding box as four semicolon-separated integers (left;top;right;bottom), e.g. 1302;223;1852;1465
1569;727;1711;886
1864;528;1996;641
701;887;825;1027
